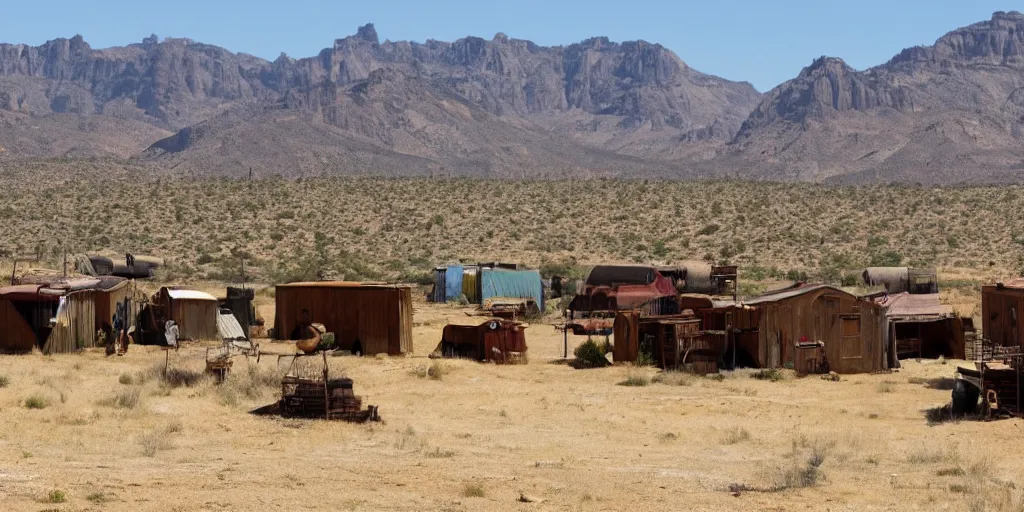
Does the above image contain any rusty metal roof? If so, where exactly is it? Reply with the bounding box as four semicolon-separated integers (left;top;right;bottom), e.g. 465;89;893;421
989;278;1024;290
0;284;58;301
277;281;413;289
875;292;952;319
744;284;849;305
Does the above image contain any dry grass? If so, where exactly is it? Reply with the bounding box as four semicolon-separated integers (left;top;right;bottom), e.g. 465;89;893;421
652;371;695;386
721;427;752;445
412;361;451;380
0;310;1018;510
618;370;650;387
139;422;183;457
463;483;486;498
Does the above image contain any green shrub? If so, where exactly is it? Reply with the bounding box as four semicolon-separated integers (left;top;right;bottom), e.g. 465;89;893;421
572;339;609;369
24;395;48;409
47;489;67;503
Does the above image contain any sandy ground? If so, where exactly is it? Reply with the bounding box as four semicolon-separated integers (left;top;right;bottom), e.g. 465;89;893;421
1;301;1023;511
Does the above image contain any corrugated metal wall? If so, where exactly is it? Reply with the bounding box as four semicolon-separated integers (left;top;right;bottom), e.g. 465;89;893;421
44;291;96;354
480;269;544;310
274;285;413;355
172;299;219;341
0;299;37;352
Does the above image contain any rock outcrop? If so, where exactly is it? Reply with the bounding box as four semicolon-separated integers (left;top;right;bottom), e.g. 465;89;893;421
726;11;1024;182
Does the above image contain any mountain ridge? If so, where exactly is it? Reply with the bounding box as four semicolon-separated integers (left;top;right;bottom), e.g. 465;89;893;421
1;12;1023;183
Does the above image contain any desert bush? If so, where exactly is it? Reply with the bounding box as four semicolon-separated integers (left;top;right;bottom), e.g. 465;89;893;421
157;367;207;388
751;369;785;382
572;339;609;369
463;483;485;498
118;373;134;385
722;427;752;445
424;447;456;458
412;361;450;380
0;374;9;388
138;423;182;457
24;394;49;409
111;387;141;409
46;489;67;503
876;381;897;393
769;442;829;491
86;492;110;503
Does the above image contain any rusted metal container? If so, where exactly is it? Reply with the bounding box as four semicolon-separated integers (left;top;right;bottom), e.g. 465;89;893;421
274;282;413;356
982;279;1024;350
439;319;527;363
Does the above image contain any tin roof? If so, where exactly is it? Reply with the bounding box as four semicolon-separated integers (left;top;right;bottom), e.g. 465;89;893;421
217;311;247;340
277;281;413;289
744;284;845;305
167;289;217;301
875;292;952;319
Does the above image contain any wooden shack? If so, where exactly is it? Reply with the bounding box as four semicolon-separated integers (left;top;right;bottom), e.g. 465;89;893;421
155;287;219;341
745;285;887;374
870;291;965;363
0;277;136;354
274;282;413;356
982;280;1024;349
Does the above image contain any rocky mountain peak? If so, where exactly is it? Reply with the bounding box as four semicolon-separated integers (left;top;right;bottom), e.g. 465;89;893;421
798;56;854;78
355;23;379;45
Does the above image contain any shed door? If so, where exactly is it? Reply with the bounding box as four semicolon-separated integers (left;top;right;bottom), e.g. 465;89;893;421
358;292;390;355
841;316;862;360
768;330;781;368
1011;300;1021;349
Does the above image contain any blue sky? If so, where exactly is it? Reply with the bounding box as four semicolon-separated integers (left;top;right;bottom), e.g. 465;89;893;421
0;1;1013;91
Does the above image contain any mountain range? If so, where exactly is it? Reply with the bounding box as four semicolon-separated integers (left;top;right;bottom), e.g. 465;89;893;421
0;11;1022;183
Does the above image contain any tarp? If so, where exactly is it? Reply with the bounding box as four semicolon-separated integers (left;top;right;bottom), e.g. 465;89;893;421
480;269;544;311
445;265;464;302
217;311;247;340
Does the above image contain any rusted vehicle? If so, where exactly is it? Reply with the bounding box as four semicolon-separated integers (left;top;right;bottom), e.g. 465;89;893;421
565;265;679;335
438;319;527;364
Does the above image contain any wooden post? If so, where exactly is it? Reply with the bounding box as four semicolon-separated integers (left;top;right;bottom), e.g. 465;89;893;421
322;351;329;420
563;326;568;359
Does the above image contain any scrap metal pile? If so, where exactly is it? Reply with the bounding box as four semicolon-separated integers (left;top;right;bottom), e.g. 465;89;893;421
278;354;380;422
